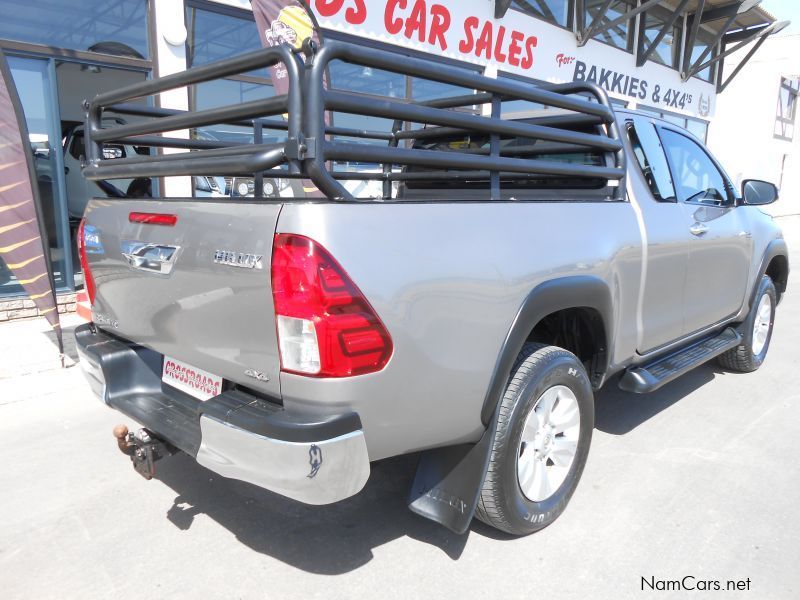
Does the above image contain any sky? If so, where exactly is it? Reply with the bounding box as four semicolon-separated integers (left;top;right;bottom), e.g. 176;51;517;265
761;0;800;34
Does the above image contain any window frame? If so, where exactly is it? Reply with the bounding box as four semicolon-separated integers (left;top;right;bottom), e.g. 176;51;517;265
655;124;735;207
774;76;799;142
636;4;681;70
510;0;572;31
687;27;718;84
580;0;636;54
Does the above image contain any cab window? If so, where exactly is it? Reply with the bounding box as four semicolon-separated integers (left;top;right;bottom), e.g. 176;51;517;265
625;121;676;202
658;128;730;205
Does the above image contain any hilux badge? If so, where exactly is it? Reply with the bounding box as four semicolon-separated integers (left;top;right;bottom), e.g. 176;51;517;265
213;250;264;270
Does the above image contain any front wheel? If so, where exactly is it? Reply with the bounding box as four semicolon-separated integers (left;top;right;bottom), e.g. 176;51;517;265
476;343;594;535
718;275;776;373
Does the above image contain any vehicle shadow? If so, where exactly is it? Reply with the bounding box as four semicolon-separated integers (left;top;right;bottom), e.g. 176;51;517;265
594;362;729;435
155;451;470;574
152;361;731;572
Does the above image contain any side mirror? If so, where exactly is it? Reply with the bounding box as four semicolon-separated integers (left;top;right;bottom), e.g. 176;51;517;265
741;179;779;206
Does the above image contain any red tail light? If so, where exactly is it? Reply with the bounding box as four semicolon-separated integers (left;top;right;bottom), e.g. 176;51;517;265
129;212;177;226
77;218;96;306
271;233;393;377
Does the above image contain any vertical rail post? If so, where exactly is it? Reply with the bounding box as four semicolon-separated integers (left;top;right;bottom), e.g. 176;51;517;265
490;96;501;200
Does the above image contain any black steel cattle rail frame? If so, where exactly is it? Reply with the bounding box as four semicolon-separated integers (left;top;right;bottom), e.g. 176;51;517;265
83;39;626;202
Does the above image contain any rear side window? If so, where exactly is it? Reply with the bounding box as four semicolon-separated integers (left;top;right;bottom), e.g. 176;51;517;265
626;121;676;202
409;123;609;194
658;128;730;205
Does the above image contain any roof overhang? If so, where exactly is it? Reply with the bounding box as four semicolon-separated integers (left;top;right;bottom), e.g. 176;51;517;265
563;0;786;93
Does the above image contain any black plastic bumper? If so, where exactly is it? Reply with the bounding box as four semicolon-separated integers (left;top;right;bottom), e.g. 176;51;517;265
74;323;361;455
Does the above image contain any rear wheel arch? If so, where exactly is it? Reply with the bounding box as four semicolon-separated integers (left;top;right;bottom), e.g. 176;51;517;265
480;276;613;426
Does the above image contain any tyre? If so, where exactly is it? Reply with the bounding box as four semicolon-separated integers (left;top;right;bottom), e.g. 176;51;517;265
476;343;594;535
718;275;776;373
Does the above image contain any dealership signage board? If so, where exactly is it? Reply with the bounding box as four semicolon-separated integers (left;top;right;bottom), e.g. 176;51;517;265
307;0;715;118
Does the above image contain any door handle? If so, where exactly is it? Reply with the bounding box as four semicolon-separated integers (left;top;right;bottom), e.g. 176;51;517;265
738;230;752;238
689;223;708;236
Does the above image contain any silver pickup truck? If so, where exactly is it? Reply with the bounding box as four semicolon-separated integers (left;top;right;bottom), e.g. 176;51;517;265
75;40;788;536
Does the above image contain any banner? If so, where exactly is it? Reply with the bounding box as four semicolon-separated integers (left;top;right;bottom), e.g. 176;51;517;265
251;0;328;197
251;0;321;94
306;0;716;118
0;49;63;355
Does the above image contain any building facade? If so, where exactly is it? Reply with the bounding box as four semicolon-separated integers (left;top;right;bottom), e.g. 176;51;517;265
707;33;800;217
0;0;785;304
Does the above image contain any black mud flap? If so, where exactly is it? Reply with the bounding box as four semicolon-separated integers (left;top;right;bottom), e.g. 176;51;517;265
407;415;497;534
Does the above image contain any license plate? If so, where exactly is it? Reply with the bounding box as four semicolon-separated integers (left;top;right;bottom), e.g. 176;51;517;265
162;356;223;401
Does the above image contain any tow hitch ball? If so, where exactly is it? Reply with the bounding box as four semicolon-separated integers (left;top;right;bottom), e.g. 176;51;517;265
113;425;176;480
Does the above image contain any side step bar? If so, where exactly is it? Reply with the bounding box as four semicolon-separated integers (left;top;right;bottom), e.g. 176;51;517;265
619;327;742;393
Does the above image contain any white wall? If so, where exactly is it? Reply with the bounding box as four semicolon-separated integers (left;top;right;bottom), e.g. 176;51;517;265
153;0;192;197
707;34;800;217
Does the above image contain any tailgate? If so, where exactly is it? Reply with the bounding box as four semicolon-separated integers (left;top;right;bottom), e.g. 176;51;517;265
84;198;282;399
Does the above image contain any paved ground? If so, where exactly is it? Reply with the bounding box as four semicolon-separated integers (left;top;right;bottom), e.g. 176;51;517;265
2;217;799;600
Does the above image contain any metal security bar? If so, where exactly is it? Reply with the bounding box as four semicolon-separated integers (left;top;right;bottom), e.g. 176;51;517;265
304;40;625;201
83;43;304;181
83;39;626;201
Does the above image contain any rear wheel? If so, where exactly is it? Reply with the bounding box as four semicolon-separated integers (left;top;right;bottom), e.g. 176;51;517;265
718;276;776;373
476;343;594;535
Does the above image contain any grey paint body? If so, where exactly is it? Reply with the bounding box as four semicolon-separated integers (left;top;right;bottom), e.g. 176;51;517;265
83;110;786;463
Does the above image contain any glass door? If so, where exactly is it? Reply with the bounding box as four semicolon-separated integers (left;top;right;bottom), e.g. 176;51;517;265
0;56;72;294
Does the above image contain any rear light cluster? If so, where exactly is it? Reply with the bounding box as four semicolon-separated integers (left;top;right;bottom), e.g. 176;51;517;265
77;218;96;306
271;234;393;377
129;212;178;226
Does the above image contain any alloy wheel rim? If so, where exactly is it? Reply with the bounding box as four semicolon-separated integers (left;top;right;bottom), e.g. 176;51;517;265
751;293;772;356
517;385;581;502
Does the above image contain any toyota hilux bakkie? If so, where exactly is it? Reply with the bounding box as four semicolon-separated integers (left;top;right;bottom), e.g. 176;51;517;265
75;40;788;535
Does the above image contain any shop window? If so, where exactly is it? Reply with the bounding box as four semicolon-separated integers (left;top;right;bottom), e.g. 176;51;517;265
0;0;149;59
512;0;570;28
774;77;799;141
186;5;276;153
411;77;474;102
186;4;267;77
640;7;679;68
684;118;708;143
584;0;633;51
688;30;716;82
330;61;406;98
637;106;709;142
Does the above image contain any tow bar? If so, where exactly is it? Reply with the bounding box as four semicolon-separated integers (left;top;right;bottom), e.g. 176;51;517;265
113;424;176;479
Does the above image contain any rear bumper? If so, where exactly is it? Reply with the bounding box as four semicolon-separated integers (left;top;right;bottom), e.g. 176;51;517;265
75;323;370;505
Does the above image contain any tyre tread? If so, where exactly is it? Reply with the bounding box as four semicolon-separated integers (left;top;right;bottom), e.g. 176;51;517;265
717;275;775;373
476;343;568;533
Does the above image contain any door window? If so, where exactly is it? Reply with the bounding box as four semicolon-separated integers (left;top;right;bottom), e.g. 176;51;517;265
659;128;730;205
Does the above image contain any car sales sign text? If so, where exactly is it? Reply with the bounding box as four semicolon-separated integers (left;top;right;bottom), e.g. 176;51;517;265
310;0;715;118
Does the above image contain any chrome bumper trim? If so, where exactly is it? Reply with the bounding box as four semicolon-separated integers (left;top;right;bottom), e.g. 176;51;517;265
196;414;371;505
